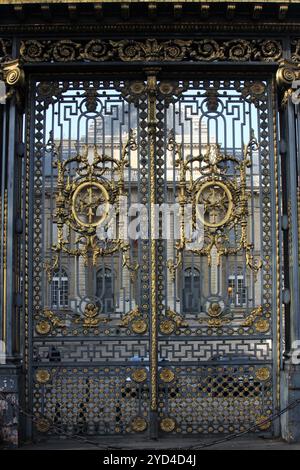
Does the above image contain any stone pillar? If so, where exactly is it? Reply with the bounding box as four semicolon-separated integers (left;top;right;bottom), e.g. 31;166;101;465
277;60;300;442
0;54;25;447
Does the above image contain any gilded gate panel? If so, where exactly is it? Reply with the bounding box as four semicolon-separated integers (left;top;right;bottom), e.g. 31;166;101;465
156;78;277;434
26;74;279;437
29;79;151;435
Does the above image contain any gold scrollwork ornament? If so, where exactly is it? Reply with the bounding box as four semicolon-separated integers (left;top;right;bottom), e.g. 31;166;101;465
166;132;262;278
131;416;148;433
2;59;25;87
255;367;271;382
159;307;188;334
159;369;175;384
131;319;148;335
74;302;110;328
132;368;147;383
276;59;300;108
276;59;300;89
50;131;138;269
255;319;270;333
208;302;223;318
35;320;51;335
0;59;25;106
118;307;147;334
160;417;176;433
118;306;140;327
35;369;51;384
242;305;263;326
36;417;51;433
159;319;176;335
256;415;271;431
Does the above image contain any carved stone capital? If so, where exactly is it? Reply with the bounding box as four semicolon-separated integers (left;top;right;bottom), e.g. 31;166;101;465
276;59;300;89
0;59;25;106
276;59;300;108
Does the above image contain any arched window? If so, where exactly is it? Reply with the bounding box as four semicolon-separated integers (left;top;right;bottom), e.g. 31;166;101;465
96;267;114;313
183;267;201;313
51;269;69;308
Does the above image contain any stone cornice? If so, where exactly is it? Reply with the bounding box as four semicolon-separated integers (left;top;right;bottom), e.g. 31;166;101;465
2;22;300;34
0;1;300;33
0;1;297;3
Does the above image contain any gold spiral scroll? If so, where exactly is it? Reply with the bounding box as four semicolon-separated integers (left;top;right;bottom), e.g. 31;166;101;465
2;59;25;87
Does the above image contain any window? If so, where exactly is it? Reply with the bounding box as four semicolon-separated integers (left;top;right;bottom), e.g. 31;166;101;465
96;267;114;313
183;267;201;313
51;269;69;308
228;275;247;306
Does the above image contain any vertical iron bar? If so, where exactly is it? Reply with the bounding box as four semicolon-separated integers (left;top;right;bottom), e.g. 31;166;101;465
285;98;300;347
146;69;158;439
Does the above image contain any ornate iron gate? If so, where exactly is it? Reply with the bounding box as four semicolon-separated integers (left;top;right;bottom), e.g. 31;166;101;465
26;71;279;437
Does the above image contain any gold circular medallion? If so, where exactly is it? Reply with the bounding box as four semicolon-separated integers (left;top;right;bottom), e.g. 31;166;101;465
36;418;51;433
72;181;109;228
255;319;270;333
131;416;147;432
35;320;51;335
131;319;148;335
130;81;146;95
196;180;233;228
159;368;175;383
250;81;266;96
159;82;174;95
132;368;147;383
35;369;51;384
256;415;271;431
255;367;271;382
159;319;175;335
160;417;176;433
207;302;222;318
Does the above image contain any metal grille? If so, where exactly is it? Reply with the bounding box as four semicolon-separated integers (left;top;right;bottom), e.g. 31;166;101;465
156;78;277;434
29;79;151;435
158;365;272;434
26;75;279;437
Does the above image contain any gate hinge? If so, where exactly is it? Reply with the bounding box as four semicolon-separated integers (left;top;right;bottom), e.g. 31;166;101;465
16;142;25;158
279;139;287;155
281;214;289;230
15;217;23;234
283;289;291;305
15;292;23;308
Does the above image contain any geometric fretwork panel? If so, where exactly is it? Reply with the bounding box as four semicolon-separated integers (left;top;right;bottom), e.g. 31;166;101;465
33;367;149;435
33;340;149;363
158;366;273;434
159;340;272;362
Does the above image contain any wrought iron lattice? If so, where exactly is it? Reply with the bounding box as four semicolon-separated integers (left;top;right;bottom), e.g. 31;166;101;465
156;78;277;434
26;75;279;437
30;79;151;435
